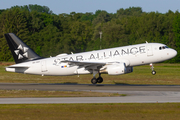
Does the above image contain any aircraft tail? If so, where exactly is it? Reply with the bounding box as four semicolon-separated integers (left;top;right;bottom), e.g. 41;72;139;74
4;33;42;64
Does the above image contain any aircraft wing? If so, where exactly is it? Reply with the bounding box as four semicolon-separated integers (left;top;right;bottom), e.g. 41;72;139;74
61;59;130;67
61;60;106;69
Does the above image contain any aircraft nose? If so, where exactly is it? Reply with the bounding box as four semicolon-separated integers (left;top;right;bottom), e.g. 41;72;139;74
170;49;177;58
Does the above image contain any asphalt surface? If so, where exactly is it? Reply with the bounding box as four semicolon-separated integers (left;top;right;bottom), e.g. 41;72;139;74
1;96;180;104
0;83;180;91
0;83;180;104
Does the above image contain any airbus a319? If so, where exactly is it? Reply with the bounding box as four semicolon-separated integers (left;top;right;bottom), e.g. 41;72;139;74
4;33;177;84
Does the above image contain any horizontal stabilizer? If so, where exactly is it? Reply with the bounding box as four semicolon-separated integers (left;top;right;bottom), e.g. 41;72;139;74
6;64;30;68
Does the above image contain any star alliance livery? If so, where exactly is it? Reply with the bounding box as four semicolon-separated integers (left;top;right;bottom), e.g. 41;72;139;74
4;33;177;84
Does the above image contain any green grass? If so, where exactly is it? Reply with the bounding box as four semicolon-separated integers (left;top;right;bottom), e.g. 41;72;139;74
0;103;180;120
0;62;180;85
0;90;124;97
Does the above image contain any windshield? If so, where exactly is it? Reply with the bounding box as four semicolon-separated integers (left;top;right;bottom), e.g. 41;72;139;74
159;46;169;50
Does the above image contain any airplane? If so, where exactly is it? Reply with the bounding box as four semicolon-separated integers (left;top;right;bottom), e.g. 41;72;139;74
4;33;177;84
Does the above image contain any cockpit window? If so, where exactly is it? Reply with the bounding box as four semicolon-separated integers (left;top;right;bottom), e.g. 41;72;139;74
159;46;169;50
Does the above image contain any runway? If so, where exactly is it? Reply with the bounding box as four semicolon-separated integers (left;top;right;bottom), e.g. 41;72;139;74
0;83;180;104
1;96;180;104
0;83;180;92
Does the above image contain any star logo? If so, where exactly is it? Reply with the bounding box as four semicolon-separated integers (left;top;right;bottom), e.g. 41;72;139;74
14;44;29;59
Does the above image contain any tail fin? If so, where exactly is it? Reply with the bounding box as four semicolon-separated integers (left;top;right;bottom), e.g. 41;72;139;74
4;33;42;64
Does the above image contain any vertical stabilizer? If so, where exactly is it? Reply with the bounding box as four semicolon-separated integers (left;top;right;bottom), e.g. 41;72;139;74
4;33;42;63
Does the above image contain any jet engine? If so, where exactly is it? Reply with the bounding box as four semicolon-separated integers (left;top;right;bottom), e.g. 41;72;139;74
107;63;133;75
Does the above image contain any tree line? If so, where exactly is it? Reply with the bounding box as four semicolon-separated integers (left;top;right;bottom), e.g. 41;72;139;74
0;4;179;62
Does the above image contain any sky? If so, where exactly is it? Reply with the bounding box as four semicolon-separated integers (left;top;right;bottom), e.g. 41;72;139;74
1;0;180;14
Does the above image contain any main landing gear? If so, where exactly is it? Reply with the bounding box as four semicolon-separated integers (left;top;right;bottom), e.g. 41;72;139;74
150;63;156;75
91;75;103;84
91;71;103;84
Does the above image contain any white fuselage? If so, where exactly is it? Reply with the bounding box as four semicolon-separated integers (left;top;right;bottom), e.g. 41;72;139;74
6;43;177;76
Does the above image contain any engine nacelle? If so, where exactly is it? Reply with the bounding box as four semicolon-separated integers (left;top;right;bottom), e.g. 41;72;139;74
107;63;133;75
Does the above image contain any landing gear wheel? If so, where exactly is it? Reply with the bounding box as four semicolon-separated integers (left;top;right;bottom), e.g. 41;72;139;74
91;77;97;84
97;77;103;83
151;70;156;75
150;63;156;75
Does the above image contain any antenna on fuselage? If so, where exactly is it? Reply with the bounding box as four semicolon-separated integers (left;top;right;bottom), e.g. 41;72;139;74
146;41;148;44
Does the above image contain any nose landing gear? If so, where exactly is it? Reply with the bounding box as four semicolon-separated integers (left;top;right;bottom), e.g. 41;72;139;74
150;63;156;75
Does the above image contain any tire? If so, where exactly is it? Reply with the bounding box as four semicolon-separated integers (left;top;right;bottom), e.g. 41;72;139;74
152;70;156;75
97;77;103;83
91;78;97;84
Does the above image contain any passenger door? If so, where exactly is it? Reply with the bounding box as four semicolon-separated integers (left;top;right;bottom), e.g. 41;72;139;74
147;45;153;56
